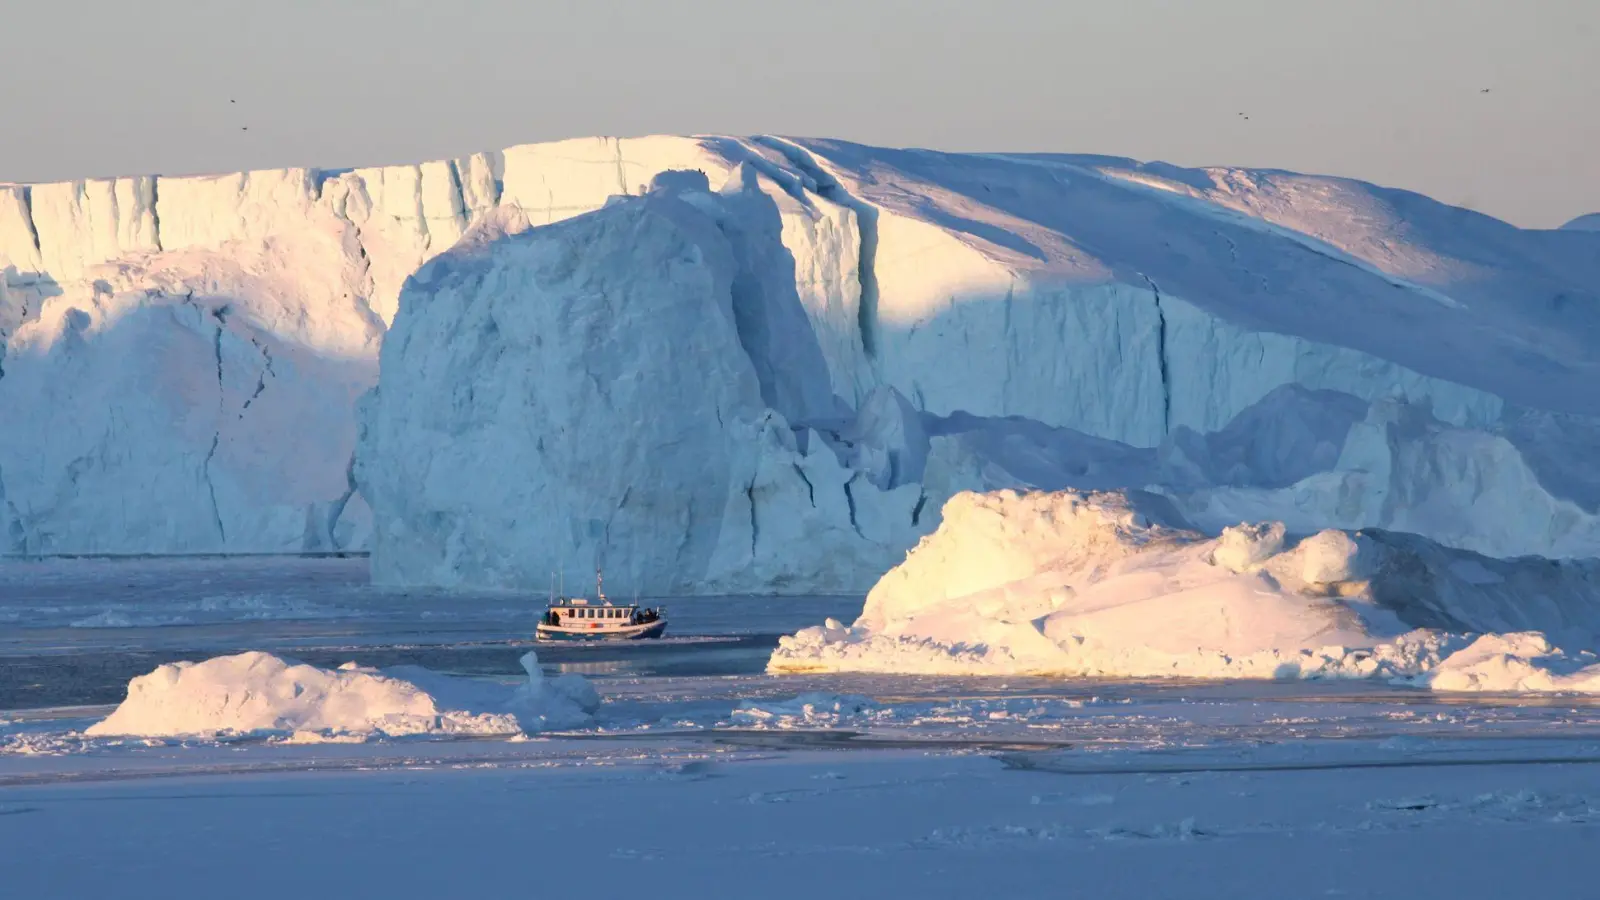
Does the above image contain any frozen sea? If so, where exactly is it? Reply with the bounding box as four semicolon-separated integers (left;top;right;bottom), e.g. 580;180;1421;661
4;558;1599;898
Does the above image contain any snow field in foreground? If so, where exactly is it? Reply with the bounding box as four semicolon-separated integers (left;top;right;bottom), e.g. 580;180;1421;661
6;748;1600;899
771;490;1600;692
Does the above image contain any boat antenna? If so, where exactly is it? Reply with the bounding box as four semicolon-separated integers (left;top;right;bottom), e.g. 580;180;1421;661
596;565;606;604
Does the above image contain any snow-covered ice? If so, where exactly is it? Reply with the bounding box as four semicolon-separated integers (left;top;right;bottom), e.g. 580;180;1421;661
5;556;1600;897
7;736;1600;899
84;649;594;739
771;489;1600;691
1420;633;1600;694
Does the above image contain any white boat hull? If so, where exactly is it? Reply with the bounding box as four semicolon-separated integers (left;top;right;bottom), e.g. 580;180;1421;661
535;618;668;641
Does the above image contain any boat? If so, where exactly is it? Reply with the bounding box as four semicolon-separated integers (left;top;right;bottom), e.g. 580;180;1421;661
535;568;667;641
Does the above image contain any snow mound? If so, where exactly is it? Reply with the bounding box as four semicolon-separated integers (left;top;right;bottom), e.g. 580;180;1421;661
85;650;595;739
770;490;1600;692
1418;634;1600;694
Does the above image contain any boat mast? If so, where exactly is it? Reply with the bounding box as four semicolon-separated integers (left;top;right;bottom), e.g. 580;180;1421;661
596;566;606;604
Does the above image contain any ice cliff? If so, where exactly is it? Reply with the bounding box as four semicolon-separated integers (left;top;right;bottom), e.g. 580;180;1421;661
4;136;1598;585
354;173;951;592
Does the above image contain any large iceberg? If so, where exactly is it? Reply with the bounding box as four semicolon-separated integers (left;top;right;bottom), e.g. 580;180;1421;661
4;135;1598;583
355;171;950;592
769;489;1600;692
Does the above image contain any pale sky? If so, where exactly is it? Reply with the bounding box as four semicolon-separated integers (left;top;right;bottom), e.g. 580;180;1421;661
3;0;1595;227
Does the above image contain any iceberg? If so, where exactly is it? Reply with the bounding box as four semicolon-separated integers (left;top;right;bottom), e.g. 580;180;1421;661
3;135;1597;585
85;650;597;739
355;170;947;592
769;489;1600;692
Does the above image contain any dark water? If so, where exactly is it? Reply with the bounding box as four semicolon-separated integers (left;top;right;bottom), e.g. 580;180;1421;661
0;635;782;709
0;558;865;710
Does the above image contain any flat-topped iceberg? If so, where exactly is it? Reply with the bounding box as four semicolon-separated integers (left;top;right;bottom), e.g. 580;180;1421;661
6;135;1598;586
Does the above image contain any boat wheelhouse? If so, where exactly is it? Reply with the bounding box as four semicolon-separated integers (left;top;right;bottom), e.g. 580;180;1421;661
535;569;667;641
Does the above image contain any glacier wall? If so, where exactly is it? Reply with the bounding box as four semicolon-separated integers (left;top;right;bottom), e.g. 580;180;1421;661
355;172;965;592
0;138;746;554
4;134;1598;583
0;220;382;554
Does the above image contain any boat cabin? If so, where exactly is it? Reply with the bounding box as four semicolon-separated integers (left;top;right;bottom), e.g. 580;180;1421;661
535;568;667;640
543;599;661;626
